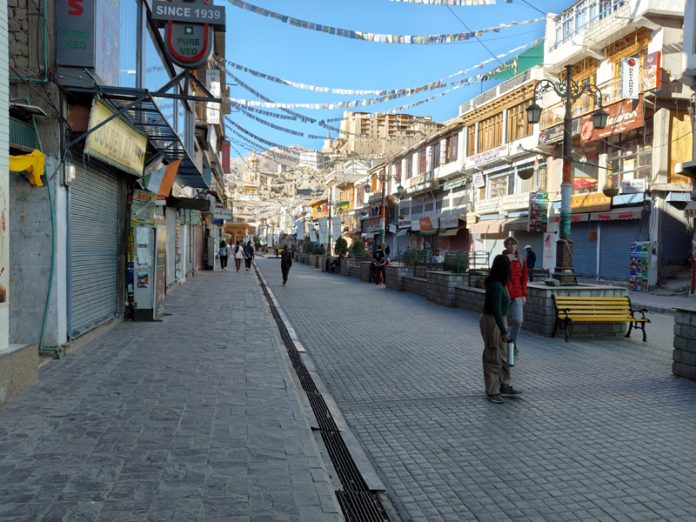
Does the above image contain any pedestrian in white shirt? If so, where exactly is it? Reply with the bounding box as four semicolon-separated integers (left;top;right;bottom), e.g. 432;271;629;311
232;241;245;272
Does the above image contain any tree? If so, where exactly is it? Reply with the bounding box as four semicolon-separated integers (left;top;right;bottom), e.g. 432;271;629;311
334;237;348;255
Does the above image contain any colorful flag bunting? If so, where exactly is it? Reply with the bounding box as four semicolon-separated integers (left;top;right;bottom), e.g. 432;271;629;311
227;0;542;44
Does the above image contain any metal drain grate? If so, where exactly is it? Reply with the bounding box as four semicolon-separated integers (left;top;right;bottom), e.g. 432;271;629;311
337;491;390;522
254;267;390;522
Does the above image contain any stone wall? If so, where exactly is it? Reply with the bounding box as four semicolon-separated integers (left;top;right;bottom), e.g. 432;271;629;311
427;271;467;307
385;264;412;291
673;308;696;380
454;286;485;313
403;276;428;299
359;261;372;282
0;344;38;404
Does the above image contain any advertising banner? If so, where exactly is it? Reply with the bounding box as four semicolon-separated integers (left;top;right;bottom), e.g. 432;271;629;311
642;52;661;92
579;98;644;143
331;217;342;238
318;217;328;244
131;190;157;225
528;192;549;233
621;57;640;100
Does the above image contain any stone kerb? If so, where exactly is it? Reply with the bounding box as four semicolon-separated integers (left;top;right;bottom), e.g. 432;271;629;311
525;284;627;338
426;271;468;307
673;307;696;380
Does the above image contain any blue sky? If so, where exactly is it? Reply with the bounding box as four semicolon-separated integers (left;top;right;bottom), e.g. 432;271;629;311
223;0;576;157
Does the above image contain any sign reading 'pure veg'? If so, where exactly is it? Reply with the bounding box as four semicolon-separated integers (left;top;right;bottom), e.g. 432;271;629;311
151;0;226;69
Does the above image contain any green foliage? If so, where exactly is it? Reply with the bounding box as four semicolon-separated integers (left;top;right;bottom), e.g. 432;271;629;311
351;239;366;255
334;237;348;255
403;249;427;267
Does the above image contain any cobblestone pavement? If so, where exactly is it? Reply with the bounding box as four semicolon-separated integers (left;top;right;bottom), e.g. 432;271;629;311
257;258;696;522
0;269;342;522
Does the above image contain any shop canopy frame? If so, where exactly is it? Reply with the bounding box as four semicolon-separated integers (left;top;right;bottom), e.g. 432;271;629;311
63;72;222;189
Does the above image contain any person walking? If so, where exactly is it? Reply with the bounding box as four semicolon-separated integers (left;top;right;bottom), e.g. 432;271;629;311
524;245;537;282
503;237;528;354
218;240;229;271
372;243;387;285
480;254;522;404
233;240;244;272
280;245;293;286
244;241;254;271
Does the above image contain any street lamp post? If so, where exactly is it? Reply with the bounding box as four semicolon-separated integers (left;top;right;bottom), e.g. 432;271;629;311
526;64;608;282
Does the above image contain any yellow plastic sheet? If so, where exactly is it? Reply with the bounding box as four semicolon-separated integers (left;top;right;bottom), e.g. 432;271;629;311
9;149;45;187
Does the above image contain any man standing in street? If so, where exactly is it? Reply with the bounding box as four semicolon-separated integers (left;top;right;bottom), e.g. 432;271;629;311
503;237;528;354
372;243;387;285
281;245;293;286
524;245;537;282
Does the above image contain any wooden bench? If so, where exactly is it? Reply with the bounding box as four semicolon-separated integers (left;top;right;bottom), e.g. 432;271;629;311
552;296;650;342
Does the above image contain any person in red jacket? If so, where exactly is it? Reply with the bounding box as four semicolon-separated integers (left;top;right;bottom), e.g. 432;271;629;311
503;236;527;359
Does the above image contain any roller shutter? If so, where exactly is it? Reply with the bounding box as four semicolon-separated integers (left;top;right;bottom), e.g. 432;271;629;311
514;231;543;259
599;220;649;281
69;167;121;338
570;222;597;278
660;210;691;266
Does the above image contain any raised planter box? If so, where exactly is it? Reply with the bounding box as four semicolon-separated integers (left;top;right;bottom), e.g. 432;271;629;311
455;286;485;313
403;276;428;298
359;261;372;282
673;306;696;380
0;344;38;404
427;271;468;307
385;264;412;291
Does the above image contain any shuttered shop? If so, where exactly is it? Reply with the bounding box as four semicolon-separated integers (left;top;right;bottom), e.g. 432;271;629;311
570;222;597;278
599;220;648;281
69;166;122;338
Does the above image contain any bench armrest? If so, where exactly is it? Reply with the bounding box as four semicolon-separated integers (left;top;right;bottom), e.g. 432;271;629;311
631;308;648;319
558;307;571;319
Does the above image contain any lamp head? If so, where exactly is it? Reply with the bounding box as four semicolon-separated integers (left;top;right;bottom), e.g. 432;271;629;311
593;108;609;129
364;183;372;194
526;102;542;125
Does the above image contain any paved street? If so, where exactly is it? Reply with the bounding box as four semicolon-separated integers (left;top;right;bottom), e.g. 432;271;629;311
257;258;696;522
0;269;342;522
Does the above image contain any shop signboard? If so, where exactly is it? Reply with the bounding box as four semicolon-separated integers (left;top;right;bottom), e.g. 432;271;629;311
474;198;500;214
620;178;647;194
501;192;531;211
570;192;611;212
442;178;467;191
85;100;148;176
189;210;201;225
131;190;157;225
528;192;549;233
213;207;233;220
419;217;434;232
621;57;640;100
439;215;460;229
538;119;579;145
398;219;412;228
472;171;485;189
579;98;644;143
206;69;221;124
152;0;226;69
642;52;661;92
466;144;509;169
466;214;478;227
404;180;438;196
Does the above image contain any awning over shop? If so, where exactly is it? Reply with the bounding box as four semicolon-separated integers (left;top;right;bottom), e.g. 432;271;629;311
165;196;212;212
438;227;465;237
468;218;506;235
665;191;694;203
503;216;529;231
66;85;208;189
589;207;643;221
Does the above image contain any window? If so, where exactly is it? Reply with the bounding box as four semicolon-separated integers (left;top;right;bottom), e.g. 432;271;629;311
419;148;427;175
445;133;458;163
507;101;534;143
477;113;503;152
432;142;440;169
119;0;138;87
405;157;412;180
488;172;514;199
467;126;476;156
394;161;402;183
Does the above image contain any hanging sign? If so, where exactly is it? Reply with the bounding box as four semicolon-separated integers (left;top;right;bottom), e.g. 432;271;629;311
642;52;661;92
84;100;147;176
151;0;226;69
213;207;233;220
621;57;640;100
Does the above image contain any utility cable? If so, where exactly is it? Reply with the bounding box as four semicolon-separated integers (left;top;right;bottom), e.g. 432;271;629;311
445;5;507;69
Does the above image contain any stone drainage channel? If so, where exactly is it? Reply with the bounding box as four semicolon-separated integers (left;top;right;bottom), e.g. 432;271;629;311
254;266;391;522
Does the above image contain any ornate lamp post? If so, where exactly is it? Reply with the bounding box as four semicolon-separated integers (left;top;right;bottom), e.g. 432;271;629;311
526;64;608;282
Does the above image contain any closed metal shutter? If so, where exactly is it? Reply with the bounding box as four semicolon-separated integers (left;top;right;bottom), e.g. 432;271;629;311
570;223;597;277
599;220;649;281
166;208;176;286
194;225;205;271
69;167;121;338
660;209;691;266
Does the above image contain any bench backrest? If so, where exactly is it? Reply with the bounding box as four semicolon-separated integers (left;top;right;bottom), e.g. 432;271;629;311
553;296;632;318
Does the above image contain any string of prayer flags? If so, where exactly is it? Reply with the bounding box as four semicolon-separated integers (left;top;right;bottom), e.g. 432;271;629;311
227;1;542;45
